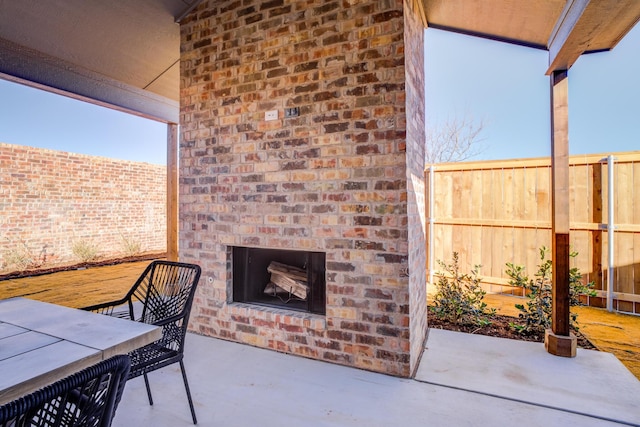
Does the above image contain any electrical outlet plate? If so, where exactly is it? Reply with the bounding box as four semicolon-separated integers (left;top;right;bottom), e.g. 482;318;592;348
285;107;300;118
265;110;278;121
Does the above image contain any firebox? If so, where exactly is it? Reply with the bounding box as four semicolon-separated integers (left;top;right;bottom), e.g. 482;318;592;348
232;246;326;315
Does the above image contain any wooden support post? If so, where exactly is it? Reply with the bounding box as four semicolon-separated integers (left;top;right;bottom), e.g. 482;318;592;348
546;69;576;357
425;167;432;287
167;123;179;262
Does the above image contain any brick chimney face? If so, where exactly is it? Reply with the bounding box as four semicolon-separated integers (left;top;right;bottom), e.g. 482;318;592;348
179;0;425;377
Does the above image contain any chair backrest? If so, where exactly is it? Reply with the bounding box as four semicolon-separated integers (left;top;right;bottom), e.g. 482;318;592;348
127;261;201;352
0;355;130;427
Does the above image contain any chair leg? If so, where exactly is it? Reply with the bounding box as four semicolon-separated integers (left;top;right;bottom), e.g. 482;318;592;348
179;360;197;424
143;373;153;406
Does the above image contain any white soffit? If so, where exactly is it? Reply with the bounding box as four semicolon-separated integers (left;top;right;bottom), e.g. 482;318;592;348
0;0;198;122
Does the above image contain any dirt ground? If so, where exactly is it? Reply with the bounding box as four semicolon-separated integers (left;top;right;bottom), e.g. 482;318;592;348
0;260;154;308
428;312;597;350
572;304;640;379
0;253;165;282
2;262;639;380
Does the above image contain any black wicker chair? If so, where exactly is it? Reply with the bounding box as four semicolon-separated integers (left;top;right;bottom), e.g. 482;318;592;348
0;355;130;427
82;260;201;424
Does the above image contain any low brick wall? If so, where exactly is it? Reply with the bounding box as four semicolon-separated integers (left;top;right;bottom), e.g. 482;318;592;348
0;143;167;273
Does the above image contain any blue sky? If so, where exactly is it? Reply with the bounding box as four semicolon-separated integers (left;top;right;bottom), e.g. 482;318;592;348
0;82;168;165
0;23;638;165
425;23;639;160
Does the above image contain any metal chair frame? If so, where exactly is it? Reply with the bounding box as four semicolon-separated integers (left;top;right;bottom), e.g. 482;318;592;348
83;260;201;424
0;355;130;427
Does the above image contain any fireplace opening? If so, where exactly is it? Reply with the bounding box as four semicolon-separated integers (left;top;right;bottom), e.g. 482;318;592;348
232;246;326;315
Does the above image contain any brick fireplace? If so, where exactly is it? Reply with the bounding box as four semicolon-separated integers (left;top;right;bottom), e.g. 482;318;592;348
179;0;426;377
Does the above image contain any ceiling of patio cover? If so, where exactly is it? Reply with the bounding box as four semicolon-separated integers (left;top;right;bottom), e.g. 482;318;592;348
421;0;640;72
0;0;200;123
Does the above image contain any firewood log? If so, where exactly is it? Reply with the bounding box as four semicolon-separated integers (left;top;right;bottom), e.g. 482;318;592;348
267;261;308;282
270;272;309;300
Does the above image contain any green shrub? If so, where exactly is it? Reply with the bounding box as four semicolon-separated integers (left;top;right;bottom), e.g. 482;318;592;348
430;252;495;326
505;247;596;335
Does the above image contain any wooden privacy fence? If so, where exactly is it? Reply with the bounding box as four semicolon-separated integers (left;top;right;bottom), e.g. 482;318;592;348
425;151;640;314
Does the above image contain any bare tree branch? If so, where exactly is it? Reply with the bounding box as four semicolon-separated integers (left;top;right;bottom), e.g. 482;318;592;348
425;114;487;163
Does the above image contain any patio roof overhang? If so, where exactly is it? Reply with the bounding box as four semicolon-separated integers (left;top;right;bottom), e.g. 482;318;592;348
419;0;640;73
0;0;200;124
1;0;638;121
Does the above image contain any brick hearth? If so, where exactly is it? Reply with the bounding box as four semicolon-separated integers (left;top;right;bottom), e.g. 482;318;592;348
179;0;426;377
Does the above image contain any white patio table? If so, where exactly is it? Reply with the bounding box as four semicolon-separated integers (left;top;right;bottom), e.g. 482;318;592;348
0;297;161;405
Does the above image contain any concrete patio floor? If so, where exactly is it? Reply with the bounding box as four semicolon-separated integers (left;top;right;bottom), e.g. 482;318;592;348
113;330;640;427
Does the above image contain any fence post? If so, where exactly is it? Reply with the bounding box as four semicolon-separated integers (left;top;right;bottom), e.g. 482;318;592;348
606;155;616;312
428;165;435;287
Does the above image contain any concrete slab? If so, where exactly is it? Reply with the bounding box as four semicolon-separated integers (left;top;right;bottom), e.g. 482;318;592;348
416;329;640;426
112;332;637;426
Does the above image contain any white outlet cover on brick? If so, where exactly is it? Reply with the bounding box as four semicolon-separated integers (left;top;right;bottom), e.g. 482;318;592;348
265;110;278;121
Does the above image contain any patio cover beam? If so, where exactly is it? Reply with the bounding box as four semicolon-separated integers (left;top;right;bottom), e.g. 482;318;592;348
546;0;640;74
544;2;583;358
546;70;575;357
167;124;179;261
542;1;640;357
0;38;179;124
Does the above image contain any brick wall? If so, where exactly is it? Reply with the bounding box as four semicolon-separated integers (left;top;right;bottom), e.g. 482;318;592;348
180;0;425;377
403;0;427;375
0;143;167;273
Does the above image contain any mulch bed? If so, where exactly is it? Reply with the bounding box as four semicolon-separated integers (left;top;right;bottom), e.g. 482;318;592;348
0;253;165;281
428;312;597;350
